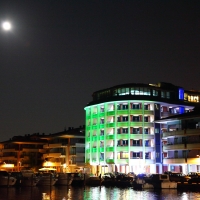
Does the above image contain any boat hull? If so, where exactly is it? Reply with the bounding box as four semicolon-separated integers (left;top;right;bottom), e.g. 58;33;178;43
56;173;74;185
0;176;17;186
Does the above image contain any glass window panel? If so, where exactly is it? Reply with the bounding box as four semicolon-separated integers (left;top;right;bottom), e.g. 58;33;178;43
135;87;139;95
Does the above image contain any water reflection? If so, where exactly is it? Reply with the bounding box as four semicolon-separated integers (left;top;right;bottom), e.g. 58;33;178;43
0;186;200;200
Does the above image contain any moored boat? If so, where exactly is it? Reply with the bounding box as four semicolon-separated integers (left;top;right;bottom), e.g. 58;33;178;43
37;172;58;186
0;171;17;186
85;176;102;186
115;172;134;187
21;170;40;186
56;173;74;185
133;174;178;190
101;173;116;186
71;173;85;186
145;174;177;189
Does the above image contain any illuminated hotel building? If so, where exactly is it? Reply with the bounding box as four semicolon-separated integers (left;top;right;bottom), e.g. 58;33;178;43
84;82;200;174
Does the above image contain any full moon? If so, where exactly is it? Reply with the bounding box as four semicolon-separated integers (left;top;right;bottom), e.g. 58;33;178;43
2;21;11;31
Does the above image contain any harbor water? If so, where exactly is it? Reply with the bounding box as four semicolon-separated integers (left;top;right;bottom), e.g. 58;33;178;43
0;186;200;200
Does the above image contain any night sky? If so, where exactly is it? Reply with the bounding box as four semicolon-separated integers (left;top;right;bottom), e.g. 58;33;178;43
0;1;200;141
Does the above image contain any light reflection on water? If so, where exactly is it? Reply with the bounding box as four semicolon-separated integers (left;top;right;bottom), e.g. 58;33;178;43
0;186;200;200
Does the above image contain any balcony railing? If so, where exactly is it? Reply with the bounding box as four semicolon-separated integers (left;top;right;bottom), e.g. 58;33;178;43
163;158;186;164
163;143;185;151
43;143;62;148
187;142;200;149
2;149;16;152
116;159;129;164
106;135;114;139
106;158;114;164
163;129;200;139
106;146;114;152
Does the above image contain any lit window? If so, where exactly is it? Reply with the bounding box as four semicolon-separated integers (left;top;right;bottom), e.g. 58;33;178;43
153;90;158;96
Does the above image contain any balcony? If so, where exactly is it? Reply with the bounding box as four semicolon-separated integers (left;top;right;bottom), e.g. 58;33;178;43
91;113;98;118
163;158;186;164
22;148;39;152
99;147;104;152
106;146;114;152
145;159;155;164
187;143;200;149
117;134;129;140
2;149;16;152
106;158;114;164
144;110;154;115
92;136;97;141
1;156;17;160
116;159;129;164
143;134;154;139
163;129;200;139
129;109;143;115
43;143;62;148
144;147;154;151
143;122;153;127
163;143;185;151
86;149;90;153
117;110;129;115
106;122;115;128
129;158;144;165
106;134;114;139
99;135;104;140
130;134;143;140
99;112;105;117
117;146;129;151
106;110;115;116
43;153;62;158
117;122;129;127
39;149;47;153
92;124;98;129
186;129;200;135
162;130;185;139
129;146;143;151
92;147;97;153
129;134;154;140
129;122;143;126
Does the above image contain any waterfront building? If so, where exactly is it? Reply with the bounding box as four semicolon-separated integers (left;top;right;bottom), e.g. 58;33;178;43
155;106;200;174
41;126;85;172
84;82;200;174
0;134;47;171
0;126;85;172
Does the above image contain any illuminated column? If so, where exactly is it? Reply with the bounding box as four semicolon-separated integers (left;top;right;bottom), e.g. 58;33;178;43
67;138;70;166
17;144;21;172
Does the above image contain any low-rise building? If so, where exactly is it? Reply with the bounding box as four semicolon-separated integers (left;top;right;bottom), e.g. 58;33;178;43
0;126;85;172
155;107;200;174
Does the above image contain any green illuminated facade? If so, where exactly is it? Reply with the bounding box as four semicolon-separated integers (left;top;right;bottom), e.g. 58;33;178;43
84;82;200;174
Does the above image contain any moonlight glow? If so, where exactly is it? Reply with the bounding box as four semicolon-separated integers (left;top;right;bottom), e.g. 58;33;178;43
2;21;11;31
